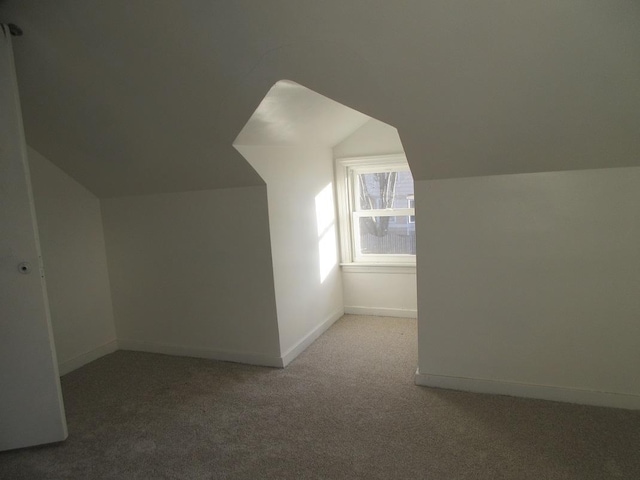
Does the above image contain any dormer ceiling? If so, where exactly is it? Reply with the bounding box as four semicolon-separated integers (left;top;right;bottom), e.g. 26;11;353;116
1;1;639;198
234;80;371;148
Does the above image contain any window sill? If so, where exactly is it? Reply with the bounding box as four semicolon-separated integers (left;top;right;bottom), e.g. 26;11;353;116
340;263;416;274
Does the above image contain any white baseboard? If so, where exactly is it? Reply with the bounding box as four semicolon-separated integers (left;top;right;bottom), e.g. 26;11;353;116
118;339;282;368
280;308;344;367
344;306;417;319
58;339;119;376
414;369;640;410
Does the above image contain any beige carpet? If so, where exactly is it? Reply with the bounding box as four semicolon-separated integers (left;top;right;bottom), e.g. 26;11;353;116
1;315;639;479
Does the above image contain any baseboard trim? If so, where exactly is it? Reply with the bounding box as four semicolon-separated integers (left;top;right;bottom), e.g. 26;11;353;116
118;339;282;368
344;306;417;319
280;308;344;367
414;369;640;410
58;339;119;376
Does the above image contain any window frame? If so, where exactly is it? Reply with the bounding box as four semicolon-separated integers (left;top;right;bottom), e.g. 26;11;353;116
407;194;415;224
335;154;416;271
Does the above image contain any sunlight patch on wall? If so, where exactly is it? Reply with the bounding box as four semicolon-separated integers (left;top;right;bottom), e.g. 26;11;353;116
315;183;338;283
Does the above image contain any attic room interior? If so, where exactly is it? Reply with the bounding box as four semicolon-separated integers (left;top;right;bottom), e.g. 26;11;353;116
1;1;640;478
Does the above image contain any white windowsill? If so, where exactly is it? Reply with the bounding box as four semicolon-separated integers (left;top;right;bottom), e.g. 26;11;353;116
340;263;416;274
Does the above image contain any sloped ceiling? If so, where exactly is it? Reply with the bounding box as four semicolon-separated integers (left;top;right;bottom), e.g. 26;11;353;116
234;80;371;147
1;1;639;198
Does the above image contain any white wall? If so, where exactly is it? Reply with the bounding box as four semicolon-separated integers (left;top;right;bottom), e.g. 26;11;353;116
29;147;117;375
333;118;417;317
101;186;282;366
235;146;344;364
333;118;406;159
415;167;640;409
341;270;417;318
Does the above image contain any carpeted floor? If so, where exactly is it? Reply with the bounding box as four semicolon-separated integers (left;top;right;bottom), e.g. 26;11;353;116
1;315;639;479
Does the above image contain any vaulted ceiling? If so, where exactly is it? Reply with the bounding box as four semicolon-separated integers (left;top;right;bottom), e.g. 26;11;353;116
1;1;639;198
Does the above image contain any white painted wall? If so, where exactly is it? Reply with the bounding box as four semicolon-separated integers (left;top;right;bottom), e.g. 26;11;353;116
341;270;417;319
333;118;406;159
415;168;640;408
235;146;344;364
101;186;282;366
28;146;117;375
333;118;417;317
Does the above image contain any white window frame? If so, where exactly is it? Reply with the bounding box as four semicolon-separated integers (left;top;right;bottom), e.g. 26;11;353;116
335;154;416;272
407;195;415;224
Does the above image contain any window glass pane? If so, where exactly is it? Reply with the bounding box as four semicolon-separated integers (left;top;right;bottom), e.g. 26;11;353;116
357;216;416;255
357;170;414;210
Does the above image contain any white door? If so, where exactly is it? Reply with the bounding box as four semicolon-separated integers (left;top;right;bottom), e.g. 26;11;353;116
0;25;67;451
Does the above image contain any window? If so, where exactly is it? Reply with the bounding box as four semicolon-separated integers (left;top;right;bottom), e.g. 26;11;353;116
335;154;415;267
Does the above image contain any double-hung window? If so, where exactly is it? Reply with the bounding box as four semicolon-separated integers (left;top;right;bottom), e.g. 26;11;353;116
335;154;415;268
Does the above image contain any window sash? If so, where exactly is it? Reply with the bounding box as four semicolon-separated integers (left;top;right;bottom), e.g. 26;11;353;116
351;167;411;213
352;216;416;263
